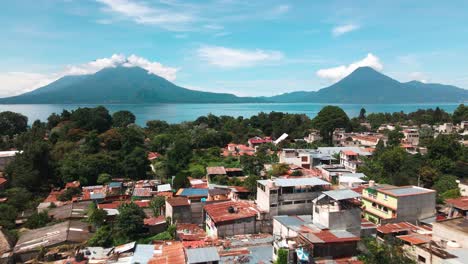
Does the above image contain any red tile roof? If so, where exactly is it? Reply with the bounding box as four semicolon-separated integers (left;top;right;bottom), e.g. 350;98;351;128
342;150;358;156
248;137;272;144
65;181;80;189
0;177;7;186
133;187;152;197
445;197;468;210
148;152;161;161
177;223;207;241
206;166;226;175
204;201;258;223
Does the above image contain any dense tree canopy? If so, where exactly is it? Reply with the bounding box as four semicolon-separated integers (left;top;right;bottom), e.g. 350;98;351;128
0;111;28;137
312;105;350;145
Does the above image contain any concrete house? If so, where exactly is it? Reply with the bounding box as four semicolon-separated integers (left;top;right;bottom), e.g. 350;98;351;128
256;178;331;216
362;184;436;224
204;201;260;238
165;197;192;224
279;149;333;169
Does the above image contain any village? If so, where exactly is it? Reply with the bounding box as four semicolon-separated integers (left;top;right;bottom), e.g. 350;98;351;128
0;113;467;264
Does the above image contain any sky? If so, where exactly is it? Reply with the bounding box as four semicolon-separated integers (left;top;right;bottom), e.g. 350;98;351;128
1;0;468;98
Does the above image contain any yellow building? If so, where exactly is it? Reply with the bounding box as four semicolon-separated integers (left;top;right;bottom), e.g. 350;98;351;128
362;184;436;224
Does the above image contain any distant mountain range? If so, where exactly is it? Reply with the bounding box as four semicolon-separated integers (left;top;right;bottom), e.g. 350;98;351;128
1;66;467;104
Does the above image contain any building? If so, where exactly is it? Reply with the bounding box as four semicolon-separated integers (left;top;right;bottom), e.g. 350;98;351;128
13;220;91;262
402;128;420;146
248;136;272;148
176;188;209;224
362;184;436;224
317;165;353;183
432;217;468;248
186;247;220;264
457;180;468;196
312;189;362;236
339;148;373;173
204;201;260;238
0;228;13;263
47;200;92;220
436;123;454;134
445;197;468;218
256;178;331;216
279;149;333;169
304;130;322;143
166;197;192;224
223;143;255;157
0;150;21;171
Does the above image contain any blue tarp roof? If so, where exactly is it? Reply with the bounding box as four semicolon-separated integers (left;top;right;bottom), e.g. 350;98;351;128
179;188;209;197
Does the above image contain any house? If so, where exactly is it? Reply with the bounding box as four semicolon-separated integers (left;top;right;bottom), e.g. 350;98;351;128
279;149;334;169
206;166;226;178
304;130;322;143
432;217;468;248
435;123;454;134
338;173;367;188
351;134;382;148
176;188;209;224
186;247;220;264
0;228;13;263
339;148;373;173
362;183;436;224
248;136;272;148
445;197;468;218
223;143;255;157
47;200;92;220
176;223;207;242
144;216;167;235
82;185;107;201
457;179;468;196
312;189;362;236
208;188;231;201
204;201;260;238
317;164;353;183
166;197;192;224
13;220;91;262
0;177;7;192
0;150;21;171
132;187;152;199
256;178;331;216
402;128;419;146
147;241;186;264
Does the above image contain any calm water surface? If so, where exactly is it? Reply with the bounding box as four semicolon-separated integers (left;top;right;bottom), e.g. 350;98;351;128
0;103;461;126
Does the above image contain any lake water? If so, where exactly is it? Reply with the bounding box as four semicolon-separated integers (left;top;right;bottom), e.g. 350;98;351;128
0;103;461;126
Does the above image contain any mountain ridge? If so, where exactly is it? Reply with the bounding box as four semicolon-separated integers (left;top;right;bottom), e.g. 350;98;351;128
0;66;467;104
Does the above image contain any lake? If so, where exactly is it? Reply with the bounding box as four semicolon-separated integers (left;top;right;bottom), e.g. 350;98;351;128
0;103;462;126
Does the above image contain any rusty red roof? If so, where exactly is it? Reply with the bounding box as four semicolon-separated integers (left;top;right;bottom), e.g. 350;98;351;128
445;197;468;210
0;177;7;185
148;241;185;264
65;181;80;189
397;233;431;245
144;216;166;226
342;150;358;156
167;197;190;207
377;222;420;234
148;152;161;161
204;201;258;223
248;137;272;144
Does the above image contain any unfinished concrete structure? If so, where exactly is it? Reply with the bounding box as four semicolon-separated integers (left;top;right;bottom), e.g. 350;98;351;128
256;178;331;216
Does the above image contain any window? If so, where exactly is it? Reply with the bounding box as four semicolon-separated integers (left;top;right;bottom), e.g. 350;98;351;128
384;194;388;201
418;255;426;263
271;204;278;208
270;190;278;194
301;156;308;162
294;200;305;204
282;201;293;205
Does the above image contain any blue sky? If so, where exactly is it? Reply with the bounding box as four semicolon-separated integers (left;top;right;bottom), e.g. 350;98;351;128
1;0;468;97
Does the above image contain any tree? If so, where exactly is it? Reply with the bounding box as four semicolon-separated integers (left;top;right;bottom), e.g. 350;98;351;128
150;196;166;216
150;134;173;154
359;108;367;120
243;175;260;194
428;134;462;161
70;106;112;133
359;237;416;264
0;204;17;229
47;113;62;129
97;173;112;185
112;110;136;127
173;172;190;190
88;225;113;247
386;129;404;147
452;104;468;124
115;203;146;242
312;106;350;145
418;166;439;188
122;147;150;180
166;137;192;175
276;248;288;264
87;203;107;227
4;187;33;211
81;130;100;154
271;163;289;176
25;211;50;229
0;111;28;136
58;187;81;201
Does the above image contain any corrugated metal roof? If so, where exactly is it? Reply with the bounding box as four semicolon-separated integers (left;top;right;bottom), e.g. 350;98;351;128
186;247;220;263
157;184;172;192
273;215;313;231
274;178;330;187
322;189;361;201
178;188;209;197
381;186;434;197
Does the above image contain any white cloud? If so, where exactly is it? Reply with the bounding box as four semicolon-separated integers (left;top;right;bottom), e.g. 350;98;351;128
197;46;284;68
409;72;428;83
0;72;60;97
332;24;360;36
316;53;383;82
96;0;193;30
0;54;178;97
